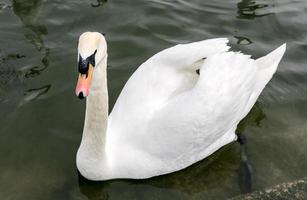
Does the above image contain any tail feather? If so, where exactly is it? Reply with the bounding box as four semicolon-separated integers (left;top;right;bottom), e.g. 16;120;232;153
254;44;286;93
256;44;286;70
241;44;286;118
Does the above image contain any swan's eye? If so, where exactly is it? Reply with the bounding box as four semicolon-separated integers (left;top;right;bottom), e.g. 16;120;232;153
78;50;97;75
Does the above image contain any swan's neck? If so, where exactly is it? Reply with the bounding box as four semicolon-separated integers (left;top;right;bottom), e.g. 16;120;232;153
77;56;109;179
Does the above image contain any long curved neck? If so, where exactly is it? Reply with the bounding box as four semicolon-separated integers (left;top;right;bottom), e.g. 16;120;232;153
77;56;108;169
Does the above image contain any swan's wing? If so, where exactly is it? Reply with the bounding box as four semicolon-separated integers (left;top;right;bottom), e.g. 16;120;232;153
122;45;285;177
151;38;230;69
108;38;230;134
138;52;257;172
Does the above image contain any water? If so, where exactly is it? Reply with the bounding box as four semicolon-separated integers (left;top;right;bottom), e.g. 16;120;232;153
0;0;307;199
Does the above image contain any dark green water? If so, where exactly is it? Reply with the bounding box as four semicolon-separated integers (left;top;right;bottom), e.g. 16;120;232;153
0;0;307;199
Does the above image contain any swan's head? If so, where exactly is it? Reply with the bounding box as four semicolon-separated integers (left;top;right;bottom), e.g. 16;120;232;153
75;32;107;99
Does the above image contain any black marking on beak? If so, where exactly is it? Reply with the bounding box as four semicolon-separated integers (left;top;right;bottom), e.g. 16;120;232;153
78;50;97;75
78;92;84;99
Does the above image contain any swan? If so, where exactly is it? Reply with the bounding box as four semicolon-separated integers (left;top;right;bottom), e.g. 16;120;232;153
75;32;286;181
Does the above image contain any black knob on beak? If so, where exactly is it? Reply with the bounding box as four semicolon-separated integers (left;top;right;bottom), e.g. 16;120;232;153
78;92;84;99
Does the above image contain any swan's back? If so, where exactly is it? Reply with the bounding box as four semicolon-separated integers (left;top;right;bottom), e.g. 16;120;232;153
107;40;286;179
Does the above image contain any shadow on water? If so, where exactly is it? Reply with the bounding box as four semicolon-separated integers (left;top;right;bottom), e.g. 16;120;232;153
76;147;238;199
237;0;273;20
237;104;266;131
78;174;109;200
12;0;51;100
236;104;266;194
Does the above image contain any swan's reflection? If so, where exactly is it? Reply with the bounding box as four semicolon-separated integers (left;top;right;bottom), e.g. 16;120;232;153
238;104;266;131
78;174;109;200
13;0;47;50
24;48;50;78
12;0;50;78
236;104;266;193
237;0;273;20
77;144;242;199
12;0;51;101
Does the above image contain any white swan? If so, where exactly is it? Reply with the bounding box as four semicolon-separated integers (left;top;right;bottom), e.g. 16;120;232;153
75;32;286;181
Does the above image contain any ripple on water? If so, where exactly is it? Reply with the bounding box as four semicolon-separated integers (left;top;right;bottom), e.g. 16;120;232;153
237;0;274;20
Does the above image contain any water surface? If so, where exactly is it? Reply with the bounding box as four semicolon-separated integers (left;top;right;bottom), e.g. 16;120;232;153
0;0;307;199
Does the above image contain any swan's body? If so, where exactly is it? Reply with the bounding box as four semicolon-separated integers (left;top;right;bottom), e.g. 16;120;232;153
75;32;286;180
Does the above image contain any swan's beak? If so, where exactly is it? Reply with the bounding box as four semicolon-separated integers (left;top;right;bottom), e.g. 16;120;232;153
75;64;93;99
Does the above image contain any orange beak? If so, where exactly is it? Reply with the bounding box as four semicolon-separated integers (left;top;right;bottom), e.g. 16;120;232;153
75;64;93;99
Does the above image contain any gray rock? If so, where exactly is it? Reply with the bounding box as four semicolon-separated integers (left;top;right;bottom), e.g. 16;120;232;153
231;178;307;200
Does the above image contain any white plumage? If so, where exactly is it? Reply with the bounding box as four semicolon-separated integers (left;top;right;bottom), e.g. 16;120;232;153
75;32;286;180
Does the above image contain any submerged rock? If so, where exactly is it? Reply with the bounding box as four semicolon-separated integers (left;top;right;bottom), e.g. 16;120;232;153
231;178;307;200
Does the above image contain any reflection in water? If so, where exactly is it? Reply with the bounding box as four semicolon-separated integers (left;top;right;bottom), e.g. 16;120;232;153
78;174;109;200
12;0;51;100
236;105;266;194
25;48;50;78
23;84;51;102
12;0;50;78
234;36;253;45
77;145;241;199
237;0;273;20
91;0;108;8
0;1;12;11
237;134;252;194
238;104;266;131
1;53;26;63
13;0;47;51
